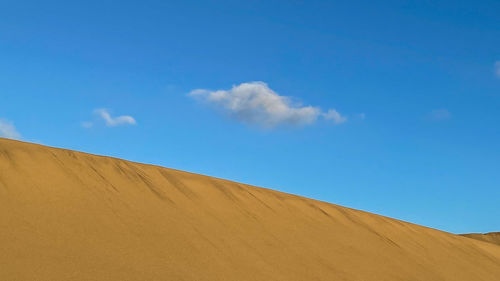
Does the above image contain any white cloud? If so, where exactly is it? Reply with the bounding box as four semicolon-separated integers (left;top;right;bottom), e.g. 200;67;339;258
428;109;451;121
495;61;500;78
189;81;346;128
0;118;21;139
94;109;136;127
323;109;347;124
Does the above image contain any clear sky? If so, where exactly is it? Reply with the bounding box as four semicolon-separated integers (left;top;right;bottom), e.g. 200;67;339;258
1;0;499;234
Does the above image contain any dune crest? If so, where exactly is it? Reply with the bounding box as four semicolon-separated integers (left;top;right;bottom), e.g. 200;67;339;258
1;138;499;281
462;232;500;246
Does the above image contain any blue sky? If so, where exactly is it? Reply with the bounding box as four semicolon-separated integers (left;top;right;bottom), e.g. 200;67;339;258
1;0;499;234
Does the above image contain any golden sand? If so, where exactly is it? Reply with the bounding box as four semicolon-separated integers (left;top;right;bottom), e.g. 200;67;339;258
462;232;500;247
1;138;499;280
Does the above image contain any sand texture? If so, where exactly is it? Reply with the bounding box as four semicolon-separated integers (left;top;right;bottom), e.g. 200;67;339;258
462;232;500;246
1;138;499;281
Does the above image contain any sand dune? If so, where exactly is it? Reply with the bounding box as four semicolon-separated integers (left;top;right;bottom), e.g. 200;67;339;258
1;137;499;281
462;232;500;246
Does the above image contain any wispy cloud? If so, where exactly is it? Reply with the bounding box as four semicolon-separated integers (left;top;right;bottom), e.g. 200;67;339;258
427;109;451;121
0;118;21;139
95;109;136;127
495;61;500;78
83;109;136;128
323;109;348;124
188;81;347;128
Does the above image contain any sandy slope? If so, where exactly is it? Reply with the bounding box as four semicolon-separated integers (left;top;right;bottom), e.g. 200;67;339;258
462;232;500;246
0;138;499;281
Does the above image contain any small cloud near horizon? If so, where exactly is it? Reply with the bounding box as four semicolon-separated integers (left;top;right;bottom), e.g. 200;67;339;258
0;118;22;140
427;109;452;121
83;109;137;128
188;81;347;128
